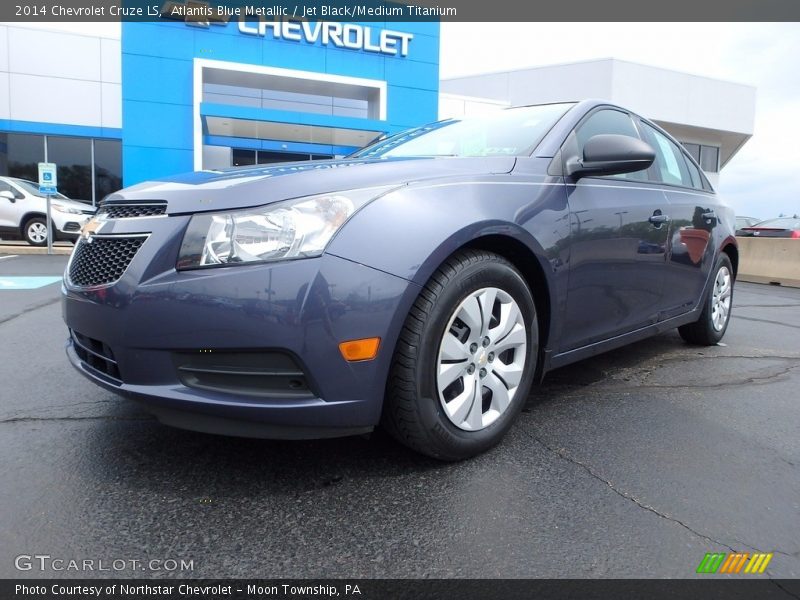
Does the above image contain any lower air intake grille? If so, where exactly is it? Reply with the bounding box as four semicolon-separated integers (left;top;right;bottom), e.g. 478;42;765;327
70;330;121;383
98;202;167;219
68;236;145;287
173;351;315;399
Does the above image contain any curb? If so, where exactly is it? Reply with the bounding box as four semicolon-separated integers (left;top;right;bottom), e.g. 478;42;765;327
0;245;72;256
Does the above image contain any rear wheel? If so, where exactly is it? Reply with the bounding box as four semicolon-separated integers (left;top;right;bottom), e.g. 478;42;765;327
679;254;734;345
383;250;538;460
23;217;48;246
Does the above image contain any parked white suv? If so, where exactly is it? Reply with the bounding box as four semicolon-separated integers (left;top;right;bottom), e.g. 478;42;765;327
0;176;96;246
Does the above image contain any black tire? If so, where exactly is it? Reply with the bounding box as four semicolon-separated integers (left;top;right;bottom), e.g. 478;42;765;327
23;217;49;247
382;250;539;461
678;253;734;345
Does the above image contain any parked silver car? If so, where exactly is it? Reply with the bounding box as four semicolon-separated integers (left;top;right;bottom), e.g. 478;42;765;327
0;176;96;246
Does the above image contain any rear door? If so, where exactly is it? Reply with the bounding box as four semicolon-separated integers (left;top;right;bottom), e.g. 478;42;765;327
637;121;720;318
559;108;671;352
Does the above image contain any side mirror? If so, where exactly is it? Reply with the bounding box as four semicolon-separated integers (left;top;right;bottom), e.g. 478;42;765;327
0;190;16;202
566;134;655;179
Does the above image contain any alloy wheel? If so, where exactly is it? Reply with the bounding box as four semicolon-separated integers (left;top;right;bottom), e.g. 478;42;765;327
28;222;48;244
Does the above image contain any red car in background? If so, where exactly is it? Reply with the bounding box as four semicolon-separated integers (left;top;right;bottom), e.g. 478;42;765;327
737;216;800;238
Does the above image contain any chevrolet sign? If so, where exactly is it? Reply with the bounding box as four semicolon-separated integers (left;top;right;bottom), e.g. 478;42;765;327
239;20;413;57
162;1;413;56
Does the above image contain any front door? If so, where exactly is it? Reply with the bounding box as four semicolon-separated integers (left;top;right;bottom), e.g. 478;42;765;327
559;108;670;352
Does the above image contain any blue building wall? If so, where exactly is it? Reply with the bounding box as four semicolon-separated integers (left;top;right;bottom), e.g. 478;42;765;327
121;20;440;185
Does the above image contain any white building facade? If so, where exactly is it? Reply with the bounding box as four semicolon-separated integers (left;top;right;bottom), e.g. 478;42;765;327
440;58;757;187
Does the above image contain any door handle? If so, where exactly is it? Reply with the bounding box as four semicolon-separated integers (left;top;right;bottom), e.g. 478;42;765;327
649;214;670;225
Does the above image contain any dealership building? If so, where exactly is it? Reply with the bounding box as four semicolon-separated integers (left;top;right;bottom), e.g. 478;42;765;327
0;22;753;205
0;19;439;203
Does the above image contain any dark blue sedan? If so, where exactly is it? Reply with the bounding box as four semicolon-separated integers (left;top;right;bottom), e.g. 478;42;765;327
62;100;738;460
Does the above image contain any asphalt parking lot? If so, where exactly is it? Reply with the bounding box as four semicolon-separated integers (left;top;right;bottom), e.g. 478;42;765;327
1;254;798;580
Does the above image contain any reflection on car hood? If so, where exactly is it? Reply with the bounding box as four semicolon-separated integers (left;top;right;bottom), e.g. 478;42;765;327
51;198;95;212
109;156;518;215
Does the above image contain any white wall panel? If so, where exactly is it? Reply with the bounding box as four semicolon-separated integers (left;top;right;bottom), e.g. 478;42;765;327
440;72;510;102
8;27;101;81
611;60;755;135
101;82;121;128
0;26;9;72
9;73;102;126
508;61;614;106
0;72;9;119
101;38;121;84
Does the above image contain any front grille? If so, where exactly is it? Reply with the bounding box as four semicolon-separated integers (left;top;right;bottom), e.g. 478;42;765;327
68;236;145;287
70;330;121;383
173;351;315;399
98;202;167;219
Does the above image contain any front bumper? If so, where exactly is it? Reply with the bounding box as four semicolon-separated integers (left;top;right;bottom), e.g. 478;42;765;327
62;216;419;438
53;212;92;238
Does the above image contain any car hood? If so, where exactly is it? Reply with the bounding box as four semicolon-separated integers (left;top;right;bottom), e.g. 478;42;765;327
108;156;518;214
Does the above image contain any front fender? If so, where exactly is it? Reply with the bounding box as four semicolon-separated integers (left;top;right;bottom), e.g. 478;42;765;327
325;174;571;332
329;175;568;276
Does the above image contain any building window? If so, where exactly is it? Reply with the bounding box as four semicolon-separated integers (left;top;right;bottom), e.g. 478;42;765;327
680;142;719;173
700;145;719;173
201;64;382;120
205;84;372;119
47;136;92;203
231;148;334;165
0;133;45;181
232;149;256;166
257;150;311;164
0;133;121;204
94;139;123;202
682;143;700;163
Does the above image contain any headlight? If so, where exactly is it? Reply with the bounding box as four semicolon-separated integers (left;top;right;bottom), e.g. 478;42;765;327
52;204;83;215
176;188;393;270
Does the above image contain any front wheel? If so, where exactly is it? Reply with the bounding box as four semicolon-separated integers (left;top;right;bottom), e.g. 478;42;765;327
23;217;49;246
678;254;734;345
383;250;539;460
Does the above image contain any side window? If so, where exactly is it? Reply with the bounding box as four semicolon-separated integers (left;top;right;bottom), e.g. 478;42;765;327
640;123;693;188
683;153;703;189
0;181;20;198
575;109;648;181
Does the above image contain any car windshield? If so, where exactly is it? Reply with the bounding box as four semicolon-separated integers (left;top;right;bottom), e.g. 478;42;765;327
753;217;800;229
12;178;69;200
352;103;575;159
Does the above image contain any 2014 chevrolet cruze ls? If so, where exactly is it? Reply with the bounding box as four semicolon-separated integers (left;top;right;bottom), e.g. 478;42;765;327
62;100;737;460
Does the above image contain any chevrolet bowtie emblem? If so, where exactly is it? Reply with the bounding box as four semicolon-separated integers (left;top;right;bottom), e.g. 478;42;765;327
80;213;107;242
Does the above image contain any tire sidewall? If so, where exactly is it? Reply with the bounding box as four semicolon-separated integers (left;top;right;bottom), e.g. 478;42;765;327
414;259;538;456
702;254;734;343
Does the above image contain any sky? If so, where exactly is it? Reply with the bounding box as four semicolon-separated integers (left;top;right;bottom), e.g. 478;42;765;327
440;23;800;220
13;21;800;219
